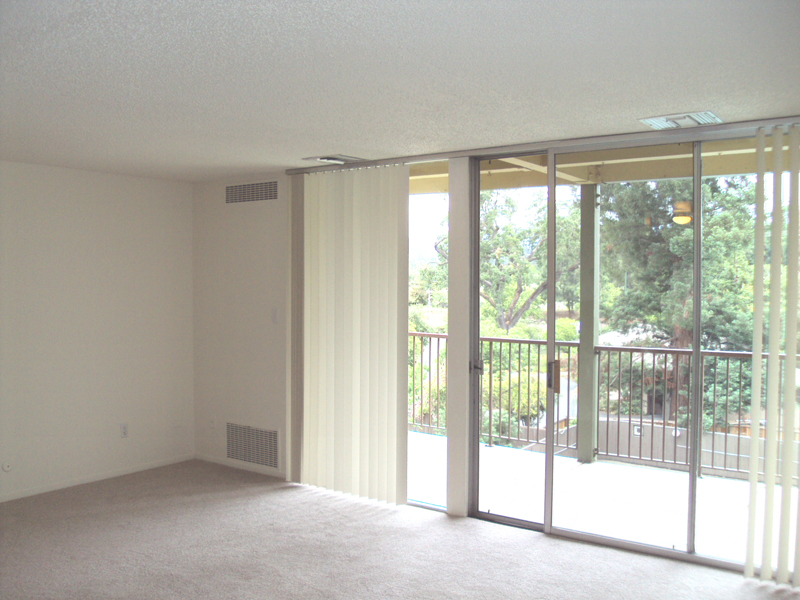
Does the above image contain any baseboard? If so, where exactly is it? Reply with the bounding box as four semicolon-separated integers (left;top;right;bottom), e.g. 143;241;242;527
0;454;196;503
195;453;285;480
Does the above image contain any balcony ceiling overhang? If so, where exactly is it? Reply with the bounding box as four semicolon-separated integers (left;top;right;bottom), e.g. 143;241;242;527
409;138;769;194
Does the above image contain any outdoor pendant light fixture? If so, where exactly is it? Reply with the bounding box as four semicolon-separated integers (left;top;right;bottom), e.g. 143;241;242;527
672;200;693;225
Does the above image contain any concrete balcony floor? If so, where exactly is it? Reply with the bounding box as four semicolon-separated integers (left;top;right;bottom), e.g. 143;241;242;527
407;431;791;567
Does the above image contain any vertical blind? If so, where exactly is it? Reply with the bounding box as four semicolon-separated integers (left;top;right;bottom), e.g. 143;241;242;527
746;124;800;583
302;165;409;503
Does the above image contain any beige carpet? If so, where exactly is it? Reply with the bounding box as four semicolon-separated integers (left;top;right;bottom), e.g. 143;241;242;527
0;460;793;600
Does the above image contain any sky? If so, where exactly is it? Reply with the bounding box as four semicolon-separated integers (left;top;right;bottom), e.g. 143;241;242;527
409;193;448;269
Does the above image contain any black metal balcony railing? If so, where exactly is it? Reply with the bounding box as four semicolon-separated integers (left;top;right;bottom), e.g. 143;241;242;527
478;337;578;454
599;346;693;469
408;332;447;434
408;332;799;478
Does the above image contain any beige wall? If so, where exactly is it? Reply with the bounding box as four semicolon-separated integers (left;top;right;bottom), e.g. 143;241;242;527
0;161;195;501
192;174;290;477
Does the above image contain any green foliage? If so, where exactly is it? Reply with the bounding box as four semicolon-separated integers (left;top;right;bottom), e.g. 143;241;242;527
408;305;447;334
699;177;757;350
700;352;754;431
598;176;759;353
478;190;547;331
408;307;429;334
413;262;448;308
554;189;582;316
408;334;447;433
555;319;579;342
410;187;584;337
408;174;767;435
476;337;552;445
599;179;695;347
479;189;582;331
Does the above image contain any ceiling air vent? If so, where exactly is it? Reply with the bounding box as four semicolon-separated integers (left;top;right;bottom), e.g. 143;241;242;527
226;181;278;204
302;154;364;165
226;423;278;469
640;111;723;131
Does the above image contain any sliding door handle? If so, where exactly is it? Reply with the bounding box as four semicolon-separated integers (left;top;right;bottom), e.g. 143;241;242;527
547;360;561;394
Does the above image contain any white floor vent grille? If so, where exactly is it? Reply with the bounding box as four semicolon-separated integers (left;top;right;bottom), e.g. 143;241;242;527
226;423;278;468
226;181;278;203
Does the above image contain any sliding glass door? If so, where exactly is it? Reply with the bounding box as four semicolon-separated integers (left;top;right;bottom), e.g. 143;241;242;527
474;154;552;524
470;144;705;551
457;131;789;567
550;144;696;550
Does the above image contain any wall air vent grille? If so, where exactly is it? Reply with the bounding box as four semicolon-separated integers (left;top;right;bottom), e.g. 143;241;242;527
226;423;278;468
226;181;278;204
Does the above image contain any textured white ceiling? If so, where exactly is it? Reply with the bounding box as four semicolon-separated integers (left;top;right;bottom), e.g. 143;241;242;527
2;1;800;182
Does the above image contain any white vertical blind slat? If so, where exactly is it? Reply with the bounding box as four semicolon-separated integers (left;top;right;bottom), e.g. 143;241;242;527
302;165;409;504
789;124;800;586
746;128;768;578
761;128;784;581
302;174;319;488
323;173;336;490
779;125;800;583
331;173;344;492
358;172;371;499
395;168;410;505
377;171;390;502
336;171;354;495
349;171;362;495
385;171;398;503
368;169;381;501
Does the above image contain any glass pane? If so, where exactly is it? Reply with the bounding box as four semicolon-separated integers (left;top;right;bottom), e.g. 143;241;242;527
407;161;449;507
554;183;581;465
552;144;694;550
695;137;781;565
477;154;549;523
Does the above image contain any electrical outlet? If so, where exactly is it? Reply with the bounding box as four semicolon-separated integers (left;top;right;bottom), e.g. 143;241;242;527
120;423;129;438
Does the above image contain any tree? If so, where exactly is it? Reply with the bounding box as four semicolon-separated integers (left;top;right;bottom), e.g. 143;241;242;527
409;175;763;435
412;177;758;349
478;190;549;331
423;189;581;333
598;177;758;352
599;179;695;348
597;176;760;425
698;176;757;351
